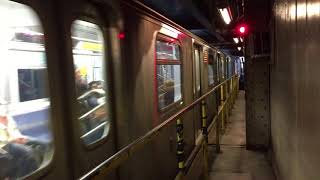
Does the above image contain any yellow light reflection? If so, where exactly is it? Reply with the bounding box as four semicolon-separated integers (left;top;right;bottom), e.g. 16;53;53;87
290;2;320;19
307;2;320;18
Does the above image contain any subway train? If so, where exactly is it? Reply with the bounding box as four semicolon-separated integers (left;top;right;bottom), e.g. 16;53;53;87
0;0;241;179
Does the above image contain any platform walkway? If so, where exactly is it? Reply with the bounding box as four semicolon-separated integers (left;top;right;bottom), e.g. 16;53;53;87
207;91;275;180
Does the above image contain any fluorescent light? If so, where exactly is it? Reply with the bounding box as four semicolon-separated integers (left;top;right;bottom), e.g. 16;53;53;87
219;8;232;24
237;47;241;51
233;38;239;44
240;37;243;42
159;24;181;38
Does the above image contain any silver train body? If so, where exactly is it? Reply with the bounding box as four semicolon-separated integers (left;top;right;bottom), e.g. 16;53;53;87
0;0;241;179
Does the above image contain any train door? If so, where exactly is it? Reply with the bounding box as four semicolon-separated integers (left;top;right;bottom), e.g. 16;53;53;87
226;57;230;94
213;53;220;109
192;45;202;139
219;55;226;108
56;1;119;179
217;53;223;108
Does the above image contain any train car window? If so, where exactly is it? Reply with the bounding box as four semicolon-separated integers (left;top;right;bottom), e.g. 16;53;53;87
228;57;232;78
18;69;48;102
208;55;215;86
222;58;226;79
156;38;182;110
0;1;53;179
71;20;110;145
194;48;201;92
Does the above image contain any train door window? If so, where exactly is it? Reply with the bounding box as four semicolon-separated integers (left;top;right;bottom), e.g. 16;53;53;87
156;37;182;110
194;47;201;94
71;20;110;145
208;55;214;86
226;57;229;78
220;56;225;80
0;1;54;179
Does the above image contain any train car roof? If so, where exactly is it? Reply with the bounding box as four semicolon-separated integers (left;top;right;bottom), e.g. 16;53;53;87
120;0;224;54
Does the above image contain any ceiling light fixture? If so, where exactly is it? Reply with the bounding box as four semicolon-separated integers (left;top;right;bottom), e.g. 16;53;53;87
233;38;239;44
219;8;232;24
159;24;181;38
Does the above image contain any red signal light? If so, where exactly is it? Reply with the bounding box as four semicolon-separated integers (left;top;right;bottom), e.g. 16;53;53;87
239;26;245;33
118;32;125;39
235;24;248;36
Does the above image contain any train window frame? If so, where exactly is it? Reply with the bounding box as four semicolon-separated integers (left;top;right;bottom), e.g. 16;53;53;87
0;1;56;179
70;17;112;150
155;33;184;113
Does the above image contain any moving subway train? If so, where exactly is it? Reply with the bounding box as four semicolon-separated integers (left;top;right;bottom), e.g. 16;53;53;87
0;0;241;179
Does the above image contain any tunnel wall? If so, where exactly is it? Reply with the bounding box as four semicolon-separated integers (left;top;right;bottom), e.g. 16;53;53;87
271;0;320;179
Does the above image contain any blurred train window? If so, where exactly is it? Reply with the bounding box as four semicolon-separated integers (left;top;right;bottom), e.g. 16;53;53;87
156;38;182;110
0;1;53;179
220;56;225;80
71;20;110;146
227;57;232;78
18;69;48;102
208;55;215;86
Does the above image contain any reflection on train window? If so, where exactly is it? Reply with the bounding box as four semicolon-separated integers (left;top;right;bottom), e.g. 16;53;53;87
227;57;232;78
220;56;225;79
71;20;110;145
156;39;182;110
18;69;48;102
208;55;215;86
0;1;53;179
156;40;180;60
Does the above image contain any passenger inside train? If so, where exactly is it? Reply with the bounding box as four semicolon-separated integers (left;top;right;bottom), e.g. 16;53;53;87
76;69;107;141
0;99;49;179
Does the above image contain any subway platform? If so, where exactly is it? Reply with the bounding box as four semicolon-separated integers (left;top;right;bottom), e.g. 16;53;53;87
207;91;275;180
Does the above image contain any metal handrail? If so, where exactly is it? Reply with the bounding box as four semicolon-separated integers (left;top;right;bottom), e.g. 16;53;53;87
77;89;106;101
176;78;236;175
79;75;238;180
80;121;109;139
78;102;106;121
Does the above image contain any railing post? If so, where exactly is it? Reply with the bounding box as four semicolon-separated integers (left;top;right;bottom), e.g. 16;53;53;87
203;140;209;180
216;84;223;153
216;113;221;153
234;76;237;104
200;100;209;180
220;84;225;131
233;77;237;102
201;101;208;143
176;119;184;175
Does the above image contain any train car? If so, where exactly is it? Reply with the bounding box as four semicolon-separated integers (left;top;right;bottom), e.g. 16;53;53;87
0;0;240;179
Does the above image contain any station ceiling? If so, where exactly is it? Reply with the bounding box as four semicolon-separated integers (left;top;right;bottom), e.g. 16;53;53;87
139;0;244;56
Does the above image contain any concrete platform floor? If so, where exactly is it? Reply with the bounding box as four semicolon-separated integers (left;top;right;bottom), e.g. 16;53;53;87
208;91;275;180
